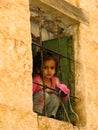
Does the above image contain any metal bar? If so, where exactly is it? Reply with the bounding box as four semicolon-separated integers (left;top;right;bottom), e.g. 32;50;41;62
33;81;80;100
33;81;58;92
38;7;46;116
57;22;63;83
32;41;78;63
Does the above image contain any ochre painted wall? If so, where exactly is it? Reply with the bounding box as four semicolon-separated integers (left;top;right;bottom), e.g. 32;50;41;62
0;0;98;130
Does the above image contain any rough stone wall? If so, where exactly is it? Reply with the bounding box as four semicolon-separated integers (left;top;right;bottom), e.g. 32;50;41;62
0;0;38;130
0;0;98;130
0;0;32;111
74;0;98;130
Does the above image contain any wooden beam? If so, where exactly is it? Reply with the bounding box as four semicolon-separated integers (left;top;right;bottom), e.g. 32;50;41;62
30;0;89;25
40;0;89;25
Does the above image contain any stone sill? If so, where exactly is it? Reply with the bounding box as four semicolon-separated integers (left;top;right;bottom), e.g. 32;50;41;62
38;115;73;130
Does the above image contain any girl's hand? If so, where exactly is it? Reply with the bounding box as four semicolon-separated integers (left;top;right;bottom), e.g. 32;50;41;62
45;88;53;93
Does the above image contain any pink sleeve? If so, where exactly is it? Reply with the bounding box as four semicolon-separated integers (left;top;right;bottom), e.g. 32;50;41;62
52;76;60;88
32;76;42;94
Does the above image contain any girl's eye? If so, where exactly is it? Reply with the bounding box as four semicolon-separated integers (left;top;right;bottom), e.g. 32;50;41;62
51;67;54;69
44;66;47;69
43;66;55;69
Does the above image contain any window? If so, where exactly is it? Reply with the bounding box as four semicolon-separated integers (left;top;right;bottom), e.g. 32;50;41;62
32;36;76;124
30;0;88;126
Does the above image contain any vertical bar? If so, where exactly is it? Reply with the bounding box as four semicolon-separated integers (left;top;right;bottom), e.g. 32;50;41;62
56;18;63;83
38;8;46;116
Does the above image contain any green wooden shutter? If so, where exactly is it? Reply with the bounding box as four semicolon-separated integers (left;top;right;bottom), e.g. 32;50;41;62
43;36;76;124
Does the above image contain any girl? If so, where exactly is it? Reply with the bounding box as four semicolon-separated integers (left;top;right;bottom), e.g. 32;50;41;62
33;51;60;118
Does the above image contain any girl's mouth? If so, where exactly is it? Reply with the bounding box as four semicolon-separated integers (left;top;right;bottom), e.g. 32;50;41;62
47;74;52;76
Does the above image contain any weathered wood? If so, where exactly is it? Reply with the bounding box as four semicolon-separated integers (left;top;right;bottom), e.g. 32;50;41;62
40;0;89;25
30;0;89;25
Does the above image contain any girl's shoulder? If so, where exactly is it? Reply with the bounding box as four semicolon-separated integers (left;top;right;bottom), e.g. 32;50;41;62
33;75;42;82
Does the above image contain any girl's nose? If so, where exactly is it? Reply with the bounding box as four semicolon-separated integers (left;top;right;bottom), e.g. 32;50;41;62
48;68;51;72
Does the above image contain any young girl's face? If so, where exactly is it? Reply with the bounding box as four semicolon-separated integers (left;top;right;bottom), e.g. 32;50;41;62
43;59;56;80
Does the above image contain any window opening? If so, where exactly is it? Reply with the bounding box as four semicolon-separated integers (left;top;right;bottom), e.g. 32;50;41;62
42;36;79;124
32;38;79;124
31;7;79;125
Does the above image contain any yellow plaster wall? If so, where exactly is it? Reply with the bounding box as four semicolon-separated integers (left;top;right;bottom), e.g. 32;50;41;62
74;0;98;129
0;0;38;130
0;0;32;111
0;0;98;130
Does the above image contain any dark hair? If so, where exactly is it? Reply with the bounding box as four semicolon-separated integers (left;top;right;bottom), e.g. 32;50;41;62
33;51;59;75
